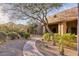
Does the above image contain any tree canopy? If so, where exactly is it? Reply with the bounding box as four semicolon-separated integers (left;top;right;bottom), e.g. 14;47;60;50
2;3;62;23
2;3;63;33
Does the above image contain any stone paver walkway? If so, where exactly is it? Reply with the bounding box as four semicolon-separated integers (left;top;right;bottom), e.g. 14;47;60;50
23;39;44;56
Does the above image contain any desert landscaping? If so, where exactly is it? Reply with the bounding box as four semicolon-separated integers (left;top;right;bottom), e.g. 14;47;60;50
0;3;78;56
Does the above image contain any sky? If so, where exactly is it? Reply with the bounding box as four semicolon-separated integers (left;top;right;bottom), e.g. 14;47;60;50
0;3;77;25
47;3;77;16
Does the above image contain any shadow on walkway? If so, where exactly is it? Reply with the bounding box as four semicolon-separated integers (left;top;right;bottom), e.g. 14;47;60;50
35;40;59;56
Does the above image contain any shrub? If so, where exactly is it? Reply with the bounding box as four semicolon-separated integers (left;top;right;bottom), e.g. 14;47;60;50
0;31;7;44
23;32;30;39
18;32;30;39
62;33;77;49
43;33;53;42
62;33;76;42
53;33;77;55
53;33;65;55
18;32;24;37
7;32;20;40
54;33;61;43
54;33;77;49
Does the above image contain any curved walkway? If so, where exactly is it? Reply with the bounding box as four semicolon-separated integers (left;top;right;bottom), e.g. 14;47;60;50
23;39;44;56
23;36;77;56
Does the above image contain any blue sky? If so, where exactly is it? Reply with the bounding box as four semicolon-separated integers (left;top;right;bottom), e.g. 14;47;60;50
0;3;77;25
48;3;77;16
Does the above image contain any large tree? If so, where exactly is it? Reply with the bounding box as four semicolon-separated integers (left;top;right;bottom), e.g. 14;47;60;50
2;3;62;33
26;19;38;34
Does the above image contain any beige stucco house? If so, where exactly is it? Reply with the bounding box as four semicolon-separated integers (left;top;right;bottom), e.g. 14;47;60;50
43;7;78;35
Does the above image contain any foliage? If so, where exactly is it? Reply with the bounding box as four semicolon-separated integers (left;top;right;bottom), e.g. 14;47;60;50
1;3;62;32
54;33;77;49
62;33;76;42
18;32;30;39
62;33;77;49
0;31;7;44
23;32;30;39
7;32;19;40
18;32;24;37
53;33;61;42
43;33;54;42
52;33;77;55
27;21;38;34
0;22;28;33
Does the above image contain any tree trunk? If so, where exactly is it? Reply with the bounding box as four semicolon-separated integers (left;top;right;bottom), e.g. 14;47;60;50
45;24;53;33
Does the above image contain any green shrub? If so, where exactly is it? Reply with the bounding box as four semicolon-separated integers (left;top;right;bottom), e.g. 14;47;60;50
23;32;30;39
54;33;77;49
62;33;76;42
18;32;24;37
64;41;77;49
62;33;77;49
0;31;7;44
43;33;53;42
54;33;61;42
7;32;20;40
18;32;30;39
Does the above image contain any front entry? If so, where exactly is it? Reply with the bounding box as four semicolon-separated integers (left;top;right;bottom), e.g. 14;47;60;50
48;24;58;33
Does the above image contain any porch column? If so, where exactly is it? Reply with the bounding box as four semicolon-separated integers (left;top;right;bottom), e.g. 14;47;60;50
58;22;67;35
43;26;46;34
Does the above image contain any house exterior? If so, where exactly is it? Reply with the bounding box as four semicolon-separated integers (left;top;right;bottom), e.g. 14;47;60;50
43;7;78;35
